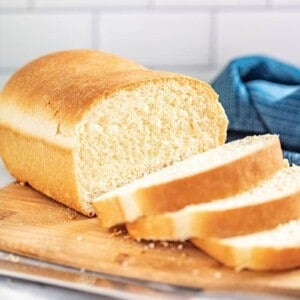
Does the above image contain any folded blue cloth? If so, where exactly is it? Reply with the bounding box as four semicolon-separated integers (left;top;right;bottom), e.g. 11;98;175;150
212;56;300;165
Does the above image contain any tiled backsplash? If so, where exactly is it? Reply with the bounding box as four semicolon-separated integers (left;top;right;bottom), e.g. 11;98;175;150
1;0;300;89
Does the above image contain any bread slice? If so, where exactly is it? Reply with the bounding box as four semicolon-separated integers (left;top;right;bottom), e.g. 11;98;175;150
93;134;284;227
192;219;300;271
0;50;228;216
126;166;300;240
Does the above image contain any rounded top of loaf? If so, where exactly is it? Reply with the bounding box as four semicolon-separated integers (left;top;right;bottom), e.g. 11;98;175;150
0;49;216;137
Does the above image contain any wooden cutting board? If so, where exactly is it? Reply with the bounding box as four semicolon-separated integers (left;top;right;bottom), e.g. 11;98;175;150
0;183;299;296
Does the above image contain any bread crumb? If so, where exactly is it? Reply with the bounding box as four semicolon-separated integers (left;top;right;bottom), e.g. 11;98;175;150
214;272;222;279
19;181;26;186
112;230;123;236
115;253;130;266
121;261;128;267
148;242;155;249
109;226;127;237
76;235;83;242
65;208;78;220
192;269;199;275
161;241;169;248
177;244;183;250
7;254;20;263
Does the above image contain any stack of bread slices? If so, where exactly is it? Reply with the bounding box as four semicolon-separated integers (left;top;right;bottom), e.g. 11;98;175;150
93;134;300;271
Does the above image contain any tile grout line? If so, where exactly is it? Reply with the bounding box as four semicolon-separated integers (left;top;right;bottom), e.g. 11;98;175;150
27;0;35;10
2;6;300;14
0;5;300;15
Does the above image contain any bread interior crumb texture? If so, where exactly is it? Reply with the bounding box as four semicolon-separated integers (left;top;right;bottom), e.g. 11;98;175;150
75;79;226;203
223;220;300;247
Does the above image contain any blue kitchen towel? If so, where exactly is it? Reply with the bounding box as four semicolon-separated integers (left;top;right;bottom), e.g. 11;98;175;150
212;56;300;165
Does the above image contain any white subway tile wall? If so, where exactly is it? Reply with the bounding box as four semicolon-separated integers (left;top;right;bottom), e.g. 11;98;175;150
0;0;29;9
100;12;210;66
217;11;300;66
0;13;92;68
0;0;299;89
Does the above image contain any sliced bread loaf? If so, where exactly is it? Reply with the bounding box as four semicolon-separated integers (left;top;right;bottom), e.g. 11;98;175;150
93;134;284;227
0;50;228;216
126;166;300;240
192;219;300;271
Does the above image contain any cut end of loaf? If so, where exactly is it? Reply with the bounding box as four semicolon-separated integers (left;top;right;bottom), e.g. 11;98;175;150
75;78;228;211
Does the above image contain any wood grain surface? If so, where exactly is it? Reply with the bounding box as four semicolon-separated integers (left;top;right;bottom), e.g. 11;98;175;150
0;183;299;295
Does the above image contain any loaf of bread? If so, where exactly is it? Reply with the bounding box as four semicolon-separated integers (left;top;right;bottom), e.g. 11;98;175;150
126;165;300;241
192;219;300;271
0;50;228;216
93;134;284;227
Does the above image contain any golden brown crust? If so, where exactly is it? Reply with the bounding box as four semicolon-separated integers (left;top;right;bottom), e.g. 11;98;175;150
94;197;126;227
126;189;300;240
126;215;176;240
0;126;89;215
95;136;284;227
191;238;238;268
1;50;144;132
192;238;300;271
1;50;204;136
249;247;300;270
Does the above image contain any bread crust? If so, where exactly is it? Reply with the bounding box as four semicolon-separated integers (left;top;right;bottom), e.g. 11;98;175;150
0;50;225;216
1;50;216;140
94;136;284;227
1;50;144;130
0;125;87;214
126;189;300;240
192;238;300;271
